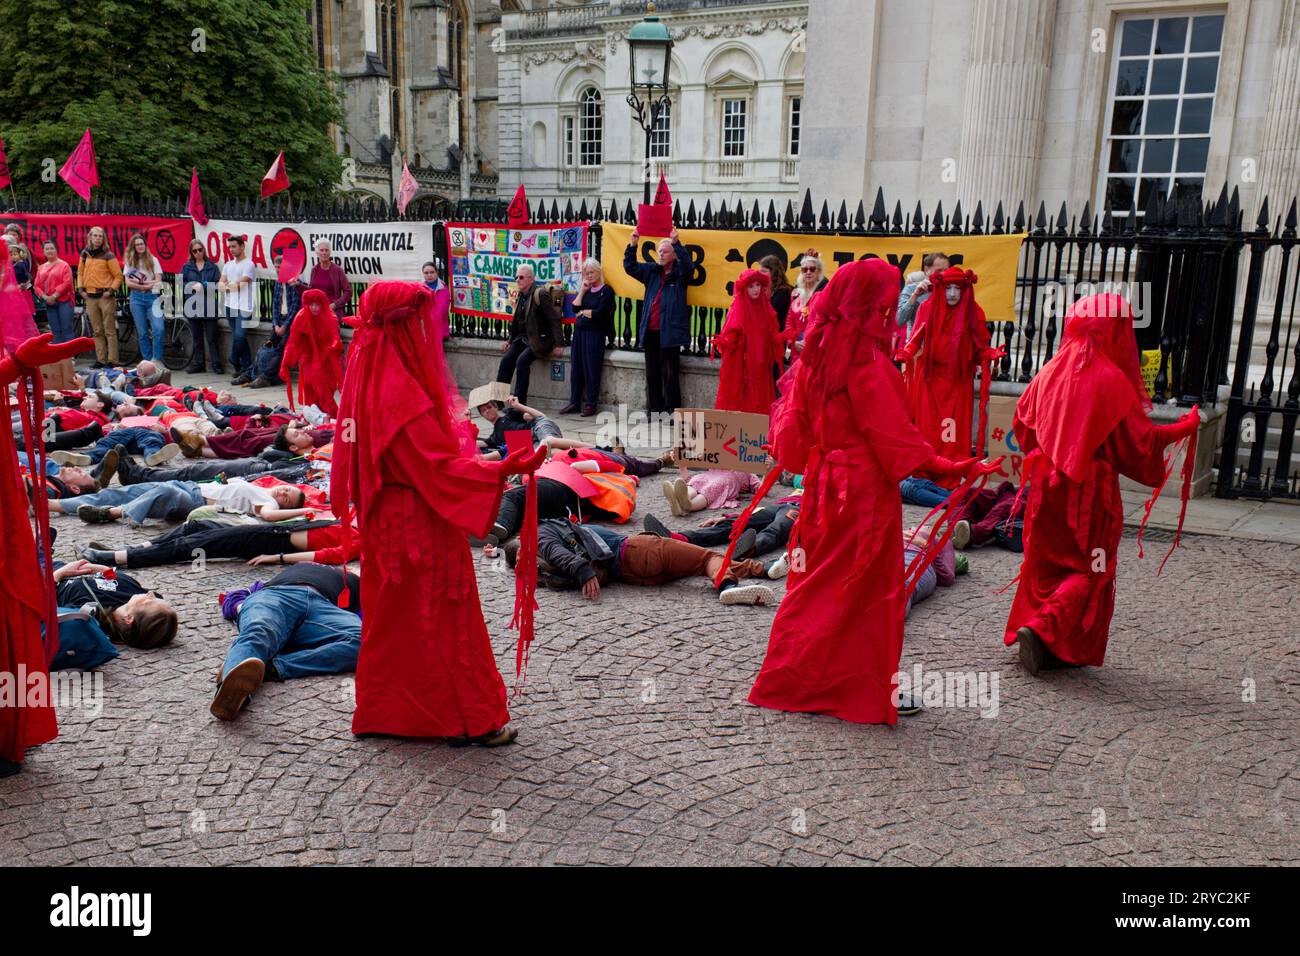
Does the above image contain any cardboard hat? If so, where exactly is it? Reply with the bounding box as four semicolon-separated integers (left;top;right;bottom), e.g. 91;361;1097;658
467;381;511;410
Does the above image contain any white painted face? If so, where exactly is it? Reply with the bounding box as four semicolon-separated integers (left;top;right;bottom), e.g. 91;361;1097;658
945;284;963;307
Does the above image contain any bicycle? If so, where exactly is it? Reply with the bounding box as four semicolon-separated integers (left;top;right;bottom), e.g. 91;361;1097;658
75;291;194;371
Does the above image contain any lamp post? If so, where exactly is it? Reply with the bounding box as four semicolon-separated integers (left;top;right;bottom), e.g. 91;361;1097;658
626;1;674;204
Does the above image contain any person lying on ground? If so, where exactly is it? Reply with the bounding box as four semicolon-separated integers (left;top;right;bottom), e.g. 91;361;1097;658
51;558;178;648
507;517;780;606
950;479;1025;552
558;445;673;478
51;477;311;527
210;564;362;722
663;468;762;516
643;500;800;561
81;517;347;570
475;394;564;459
485;475;623;546
19;454;101;499
902;526;964;618
173;421;330;460
104;450;311;487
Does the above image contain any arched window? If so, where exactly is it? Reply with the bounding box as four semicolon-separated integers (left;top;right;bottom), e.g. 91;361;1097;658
376;1;402;135
579;88;603;167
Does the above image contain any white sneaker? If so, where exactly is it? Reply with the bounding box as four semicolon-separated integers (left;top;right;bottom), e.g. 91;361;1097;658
50;450;92;467
952;519;972;551
302;404;329;426
767;552;790;580
145;443;181;466
719;584;778;606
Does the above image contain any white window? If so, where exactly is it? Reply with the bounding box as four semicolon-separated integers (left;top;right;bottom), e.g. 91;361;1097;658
563;116;575;167
722;98;747;158
649;100;672;159
787;95;802;157
579;88;603;167
1100;12;1224;219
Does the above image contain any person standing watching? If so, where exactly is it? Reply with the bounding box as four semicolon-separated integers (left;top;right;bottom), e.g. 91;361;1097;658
560;257;615;417
309;239;351;316
623;227;690;413
218;235;257;384
896;251;950;342
180;239;222;373
76;226;124;368
123;233;164;362
495;263;563;406
35;241;76;344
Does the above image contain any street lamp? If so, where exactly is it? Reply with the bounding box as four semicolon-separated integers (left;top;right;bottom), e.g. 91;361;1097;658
627;1;674;203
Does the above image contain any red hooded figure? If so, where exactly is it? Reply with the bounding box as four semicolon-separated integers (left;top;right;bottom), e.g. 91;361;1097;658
898;267;998;485
1004;293;1199;672
332;281;544;746
712;268;784;415
747;259;990;725
280;288;344;417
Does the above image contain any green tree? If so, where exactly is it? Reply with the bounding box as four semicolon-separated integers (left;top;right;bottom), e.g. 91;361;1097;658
0;0;344;201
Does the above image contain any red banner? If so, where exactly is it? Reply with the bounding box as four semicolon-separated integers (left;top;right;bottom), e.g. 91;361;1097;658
1;213;194;273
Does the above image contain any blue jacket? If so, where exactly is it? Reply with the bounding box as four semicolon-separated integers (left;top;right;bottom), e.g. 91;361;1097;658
623;240;691;349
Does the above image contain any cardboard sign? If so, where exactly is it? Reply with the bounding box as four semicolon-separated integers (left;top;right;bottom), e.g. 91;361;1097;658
672;408;772;476
985;394;1023;483
467;381;511;410
40;359;78;391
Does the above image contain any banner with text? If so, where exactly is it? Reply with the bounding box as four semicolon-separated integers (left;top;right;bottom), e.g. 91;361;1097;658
446;221;588;320
601;222;1026;323
2;212;194;273
194;219;435;283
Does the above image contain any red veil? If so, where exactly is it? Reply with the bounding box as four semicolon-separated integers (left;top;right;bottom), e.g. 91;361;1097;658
712;268;783;415
280;288;344;416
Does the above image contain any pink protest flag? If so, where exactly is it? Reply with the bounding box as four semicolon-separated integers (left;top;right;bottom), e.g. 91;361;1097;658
187;167;209;225
58;128;99;202
277;240;306;284
261;151;290;198
637;171;674;236
0;137;11;191
396;161;419;215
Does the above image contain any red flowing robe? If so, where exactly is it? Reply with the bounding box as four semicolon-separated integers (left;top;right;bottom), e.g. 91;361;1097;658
749;260;935;725
333;282;515;739
903;268;991;485
1003;294;1193;666
713;269;784;415
281;288;343;417
1;293;58;762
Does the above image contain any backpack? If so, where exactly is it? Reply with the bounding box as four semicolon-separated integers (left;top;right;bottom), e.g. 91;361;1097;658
51;606;120;671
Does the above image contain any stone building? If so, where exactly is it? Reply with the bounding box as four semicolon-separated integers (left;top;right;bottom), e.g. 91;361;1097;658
495;0;809;207
801;0;1300;225
304;0;504;206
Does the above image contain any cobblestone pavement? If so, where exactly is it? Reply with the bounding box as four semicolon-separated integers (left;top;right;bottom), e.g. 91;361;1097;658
2;379;1297;865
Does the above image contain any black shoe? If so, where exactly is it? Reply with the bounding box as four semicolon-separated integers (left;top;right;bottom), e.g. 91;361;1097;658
210;366;225;375
77;504;118;524
183;365;203;375
896;693;923;717
0;758;20;778
81;547;117;565
484;523;509;548
231;375;250;386
1017;626;1046;676
248;377;274;389
643;514;671;538
115;454;138;485
557;403;579;415
733;527;757;560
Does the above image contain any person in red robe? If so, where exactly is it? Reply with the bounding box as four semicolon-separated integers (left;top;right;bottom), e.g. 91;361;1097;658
280;288;344;417
744;259;996;725
332;281;545;748
1004;293;1200;674
2;330;94;777
896;267;1000;485
712;268;784;415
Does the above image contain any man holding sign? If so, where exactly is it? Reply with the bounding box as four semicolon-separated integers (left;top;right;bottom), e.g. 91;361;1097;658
624;227;690;414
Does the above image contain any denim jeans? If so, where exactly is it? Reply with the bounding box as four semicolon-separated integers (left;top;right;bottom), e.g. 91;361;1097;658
129;292;164;362
225;585;360;680
900;476;951;508
61;480;204;527
45;299;75;343
87;427;167;464
17;452;59;476
226;308;255;376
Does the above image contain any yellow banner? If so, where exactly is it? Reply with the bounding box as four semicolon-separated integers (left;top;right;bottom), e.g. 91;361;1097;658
600;222;1026;323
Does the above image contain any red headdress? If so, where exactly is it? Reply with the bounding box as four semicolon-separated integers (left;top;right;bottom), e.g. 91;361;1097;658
280;288;343;416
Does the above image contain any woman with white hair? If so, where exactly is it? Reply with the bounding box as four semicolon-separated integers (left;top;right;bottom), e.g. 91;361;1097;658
560;257;616;417
308;238;351;315
785;249;827;360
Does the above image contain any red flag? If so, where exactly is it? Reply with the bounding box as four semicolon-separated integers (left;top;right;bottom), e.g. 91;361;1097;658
507;184;529;227
277;239;306;284
0;137;11;191
261;151;290;198
654;171;672;207
396;161;418;216
187;167;209;225
58;128;99;202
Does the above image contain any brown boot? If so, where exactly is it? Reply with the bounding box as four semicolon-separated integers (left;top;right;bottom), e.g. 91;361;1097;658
210;658;265;721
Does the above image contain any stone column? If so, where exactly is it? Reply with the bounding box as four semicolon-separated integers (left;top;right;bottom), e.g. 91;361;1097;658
956;0;1058;213
1255;0;1300;221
